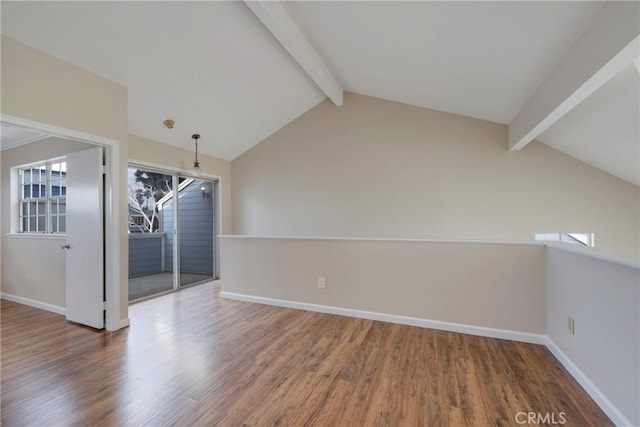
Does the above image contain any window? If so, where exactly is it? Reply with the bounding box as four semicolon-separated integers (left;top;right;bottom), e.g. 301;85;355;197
18;158;67;233
535;232;594;247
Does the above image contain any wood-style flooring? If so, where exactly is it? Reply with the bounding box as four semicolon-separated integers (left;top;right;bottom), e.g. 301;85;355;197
1;282;612;426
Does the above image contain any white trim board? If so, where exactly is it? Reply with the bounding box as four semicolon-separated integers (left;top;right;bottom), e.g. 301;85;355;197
128;158;222;182
544;242;640;270
1;293;66;316
544;337;632;427
1;293;131;331
219;235;543;246
220;291;546;345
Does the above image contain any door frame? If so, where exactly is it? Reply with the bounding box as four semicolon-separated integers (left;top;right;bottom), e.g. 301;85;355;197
1;114;123;331
128;159;222;289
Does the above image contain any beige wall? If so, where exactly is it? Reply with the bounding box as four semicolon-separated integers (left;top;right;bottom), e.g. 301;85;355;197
1;36;130;326
232;92;639;262
221;237;546;335
128;134;232;234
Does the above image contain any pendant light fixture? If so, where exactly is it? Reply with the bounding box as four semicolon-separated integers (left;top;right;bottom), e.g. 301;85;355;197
192;133;201;176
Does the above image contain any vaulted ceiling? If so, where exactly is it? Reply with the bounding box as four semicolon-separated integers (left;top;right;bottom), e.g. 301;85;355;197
1;1;638;185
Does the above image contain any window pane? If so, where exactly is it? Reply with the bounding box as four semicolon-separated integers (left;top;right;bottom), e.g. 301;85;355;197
17;159;67;234
59;216;66;233
32;184;45;198
31;201;44;215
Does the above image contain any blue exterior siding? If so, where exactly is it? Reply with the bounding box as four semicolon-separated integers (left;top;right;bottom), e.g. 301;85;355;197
128;234;165;277
162;199;174;271
161;179;214;275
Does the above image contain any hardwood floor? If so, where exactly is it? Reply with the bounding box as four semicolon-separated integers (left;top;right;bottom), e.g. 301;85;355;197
1;283;612;426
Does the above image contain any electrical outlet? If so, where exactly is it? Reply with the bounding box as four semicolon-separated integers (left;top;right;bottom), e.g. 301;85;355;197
318;277;326;289
568;316;575;335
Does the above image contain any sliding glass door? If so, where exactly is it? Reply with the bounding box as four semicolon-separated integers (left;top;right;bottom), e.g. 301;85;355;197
177;177;216;287
127;166;217;301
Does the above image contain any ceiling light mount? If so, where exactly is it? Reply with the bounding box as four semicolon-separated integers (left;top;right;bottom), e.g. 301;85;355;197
163;119;175;129
192;133;201;176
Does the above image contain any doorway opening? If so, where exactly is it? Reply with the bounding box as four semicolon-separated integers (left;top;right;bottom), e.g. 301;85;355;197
127;165;218;301
1;119;121;331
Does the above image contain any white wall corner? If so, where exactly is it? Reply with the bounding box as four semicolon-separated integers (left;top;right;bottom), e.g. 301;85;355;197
1;293;66;316
544;337;632;427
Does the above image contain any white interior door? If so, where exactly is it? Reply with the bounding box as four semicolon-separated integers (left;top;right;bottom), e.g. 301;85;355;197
65;147;104;328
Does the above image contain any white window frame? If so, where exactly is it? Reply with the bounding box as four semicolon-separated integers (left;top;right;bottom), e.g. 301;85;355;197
535;232;595;247
17;156;67;234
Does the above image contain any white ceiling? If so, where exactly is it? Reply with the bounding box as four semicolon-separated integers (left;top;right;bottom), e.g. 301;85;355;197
1;1;637;186
539;63;640;186
285;1;603;124
0;124;47;150
0;1;325;160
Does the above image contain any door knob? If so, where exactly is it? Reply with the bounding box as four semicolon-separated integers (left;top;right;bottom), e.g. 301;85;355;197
61;244;71;249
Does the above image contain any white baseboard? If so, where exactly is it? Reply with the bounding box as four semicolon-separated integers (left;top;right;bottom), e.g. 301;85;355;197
1;292;66;316
544;337;631;427
220;292;546;345
1;293;132;331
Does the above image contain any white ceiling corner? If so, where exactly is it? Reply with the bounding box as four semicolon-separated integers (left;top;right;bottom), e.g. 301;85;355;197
508;1;640;151
0;124;48;151
538;62;640;186
243;1;343;106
